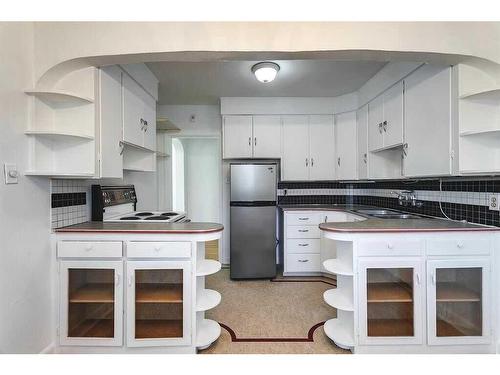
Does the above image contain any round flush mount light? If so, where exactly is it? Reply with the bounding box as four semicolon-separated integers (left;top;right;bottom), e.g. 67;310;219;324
251;62;280;83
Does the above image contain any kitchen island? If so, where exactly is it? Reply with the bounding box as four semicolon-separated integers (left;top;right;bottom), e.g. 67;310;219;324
318;214;499;354
54;221;223;354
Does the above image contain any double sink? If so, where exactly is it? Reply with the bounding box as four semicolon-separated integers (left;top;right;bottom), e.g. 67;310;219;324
352;208;425;220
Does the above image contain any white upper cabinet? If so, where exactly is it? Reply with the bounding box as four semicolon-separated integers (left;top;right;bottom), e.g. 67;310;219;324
223;115;281;159
368;95;384;151
252;115;282;158
309;115;336;181
223;115;253;158
335;112;357;180
368;81;404;152
98;66;123;178
122;72;157;151
357;105;369;179
403;65;452;177
282;115;310;181
382;81;404;148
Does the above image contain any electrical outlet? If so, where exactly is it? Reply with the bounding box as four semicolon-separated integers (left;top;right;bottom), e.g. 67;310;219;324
488;194;499;211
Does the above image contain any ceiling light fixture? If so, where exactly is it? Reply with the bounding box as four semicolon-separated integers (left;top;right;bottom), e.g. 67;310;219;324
251;62;280;83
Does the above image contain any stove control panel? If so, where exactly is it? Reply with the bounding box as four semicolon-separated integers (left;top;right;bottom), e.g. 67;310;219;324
92;185;137;221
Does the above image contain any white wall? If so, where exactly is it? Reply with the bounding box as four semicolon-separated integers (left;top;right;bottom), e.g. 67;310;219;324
0;23;53;353
123;170;158;211
157;105;222;137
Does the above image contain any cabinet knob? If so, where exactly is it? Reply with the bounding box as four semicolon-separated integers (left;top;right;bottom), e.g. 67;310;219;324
84;245;93;251
248;137;251;146
457;242;464;248
387;243;394;249
154;246;161;252
382;120;388;132
311;158;314;167
363;153;367;164
305;158;308;167
254;137;257;146
337;157;341;167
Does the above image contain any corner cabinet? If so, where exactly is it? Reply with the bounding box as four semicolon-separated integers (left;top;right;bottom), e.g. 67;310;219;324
335;111;358;180
126;261;192;347
357;258;423;345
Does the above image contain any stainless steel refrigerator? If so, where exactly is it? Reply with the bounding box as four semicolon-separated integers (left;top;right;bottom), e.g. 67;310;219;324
230;163;277;279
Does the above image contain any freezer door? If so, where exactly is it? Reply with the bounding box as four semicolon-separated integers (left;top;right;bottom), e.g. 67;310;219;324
230;164;277;202
230;205;277;279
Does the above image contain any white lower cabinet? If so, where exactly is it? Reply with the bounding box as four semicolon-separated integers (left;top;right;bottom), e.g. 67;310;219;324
59;260;124;346
426;258;491;345
357;257;424;345
126;260;192;347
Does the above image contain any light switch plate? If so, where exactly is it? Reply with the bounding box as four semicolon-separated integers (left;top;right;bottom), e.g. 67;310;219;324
488;194;499;211
4;163;18;184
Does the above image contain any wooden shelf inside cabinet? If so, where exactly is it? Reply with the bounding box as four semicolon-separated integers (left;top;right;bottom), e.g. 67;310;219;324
25;90;94;107
196;319;221;349
323;289;354;311
323;259;353;276
324;318;354;349
367;282;413;303
436;282;481;302
70;283;114;303
367;319;414;337
69;319;114;338
196;260;221;277
135;319;183;339
135;283;183;303
25;130;95;140
196;289;221;312
436;320;480;337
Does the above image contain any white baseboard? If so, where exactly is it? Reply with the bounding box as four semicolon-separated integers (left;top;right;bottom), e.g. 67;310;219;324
40;342;56;354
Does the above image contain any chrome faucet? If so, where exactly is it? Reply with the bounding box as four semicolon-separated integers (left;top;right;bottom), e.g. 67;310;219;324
391;190;423;208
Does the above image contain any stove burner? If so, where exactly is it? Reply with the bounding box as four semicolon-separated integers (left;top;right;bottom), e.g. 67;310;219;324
135;212;154;217
144;216;170;220
120;216;141;220
161;212;178;216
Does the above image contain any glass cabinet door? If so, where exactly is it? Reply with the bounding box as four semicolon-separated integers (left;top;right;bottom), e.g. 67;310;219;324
60;261;123;346
127;261;191;347
358;258;423;345
427;259;490;345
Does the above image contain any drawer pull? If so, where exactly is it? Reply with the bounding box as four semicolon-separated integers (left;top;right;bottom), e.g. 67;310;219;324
456;242;464;248
154;246;161;252
298;243;309;247
298;229;309;233
298;217;309;221
387;243;394;249
85;245;93;251
298;259;309;263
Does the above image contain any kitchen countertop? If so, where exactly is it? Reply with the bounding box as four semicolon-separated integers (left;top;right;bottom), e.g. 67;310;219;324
55;221;224;234
279;204;499;232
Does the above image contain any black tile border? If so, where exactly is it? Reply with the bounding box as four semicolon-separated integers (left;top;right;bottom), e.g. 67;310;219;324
51;192;86;208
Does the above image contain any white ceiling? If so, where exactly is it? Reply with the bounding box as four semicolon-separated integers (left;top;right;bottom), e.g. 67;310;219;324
147;60;387;105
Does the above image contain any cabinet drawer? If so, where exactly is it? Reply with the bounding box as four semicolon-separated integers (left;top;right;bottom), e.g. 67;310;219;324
287;239;320;254
286;253;321;273
127;241;191;258
58;241;122;258
426;238;491;256
357;239;423;256
286;212;321;225
286;225;320;239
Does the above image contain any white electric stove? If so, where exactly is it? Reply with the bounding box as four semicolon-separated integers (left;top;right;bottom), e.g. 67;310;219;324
91;185;188;223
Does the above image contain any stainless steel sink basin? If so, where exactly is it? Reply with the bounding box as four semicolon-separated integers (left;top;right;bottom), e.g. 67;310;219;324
371;214;424;219
353;209;402;215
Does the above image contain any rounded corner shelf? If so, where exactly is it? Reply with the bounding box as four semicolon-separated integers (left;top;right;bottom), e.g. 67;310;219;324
459;88;500;101
25;89;94;106
25;130;95;140
323;289;354;311
196;319;221;350
459;129;500;137
196;259;221;277
196;289;221;312
323;259;353;276
324;318;354;350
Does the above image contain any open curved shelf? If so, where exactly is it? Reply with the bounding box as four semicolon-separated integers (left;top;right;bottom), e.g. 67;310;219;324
196;289;222;312
323;289;354;311
460;129;500;137
25;90;94;106
324;318;354;350
24;171;95;178
196;259;222;277
25;130;95;140
323;259;353;276
196;319;221;350
459;88;500;101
